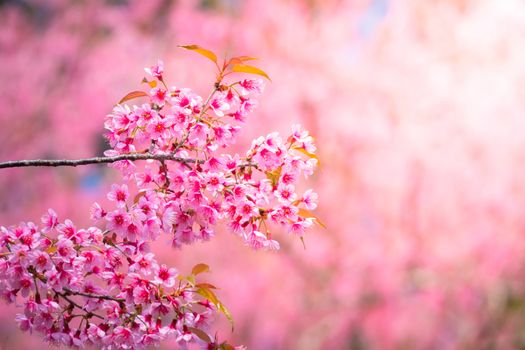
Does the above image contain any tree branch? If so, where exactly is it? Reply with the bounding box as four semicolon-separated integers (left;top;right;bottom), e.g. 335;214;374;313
0;153;201;169
63;288;125;302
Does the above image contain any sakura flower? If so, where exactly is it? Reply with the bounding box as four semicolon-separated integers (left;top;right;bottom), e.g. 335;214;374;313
301;189;318;210
80;250;103;272
154;264;177;288
112;326;135;349
107;184;129;207
109;104;134;130
132;285;152;305
239;78;264;96
135;168;155;187
129;253;158;276
290;124;316;153
239;96;258;115
280;171;297;185
15;314;32;332
288;217;314;236
274;184;298;204
55;219;78;240
188;122;209;148
41;209;58;233
55;239;76;261
224;88;240;105
15;274;33;297
213;125;233;147
237;200;259;223
205;172;225;194
136;104;158;127
106;208;130;235
32;251;52;272
248;230;279;250
209;92;230;117
150;87;167;106
144;59;164;80
301;158;318;177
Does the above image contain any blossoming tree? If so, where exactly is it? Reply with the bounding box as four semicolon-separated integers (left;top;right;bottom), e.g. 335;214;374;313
0;46;319;349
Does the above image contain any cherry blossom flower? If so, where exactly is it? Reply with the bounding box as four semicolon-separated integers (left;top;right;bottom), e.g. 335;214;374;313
107;184;129;207
239;79;264;96
154;264;178;288
144;60;164;80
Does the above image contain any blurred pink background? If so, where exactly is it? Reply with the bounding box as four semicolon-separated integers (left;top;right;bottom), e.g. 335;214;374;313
3;0;525;349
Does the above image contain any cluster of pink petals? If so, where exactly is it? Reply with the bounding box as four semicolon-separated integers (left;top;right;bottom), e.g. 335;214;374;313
1;209;221;349
103;62;318;251
0;61;318;349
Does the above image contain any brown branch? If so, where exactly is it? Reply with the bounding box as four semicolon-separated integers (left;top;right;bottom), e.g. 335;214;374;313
0;153;202;169
63;288;125;303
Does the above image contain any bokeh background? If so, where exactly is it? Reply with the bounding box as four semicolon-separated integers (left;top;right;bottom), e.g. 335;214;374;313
2;0;525;349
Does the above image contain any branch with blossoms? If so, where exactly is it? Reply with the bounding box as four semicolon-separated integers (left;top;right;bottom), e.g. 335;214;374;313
0;153;201;169
0;45;320;350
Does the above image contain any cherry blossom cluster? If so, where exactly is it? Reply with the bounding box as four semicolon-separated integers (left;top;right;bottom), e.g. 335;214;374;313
0;210;234;349
102;59;319;250
0;55;318;349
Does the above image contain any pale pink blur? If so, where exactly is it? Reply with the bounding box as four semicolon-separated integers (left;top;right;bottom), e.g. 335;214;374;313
2;0;525;349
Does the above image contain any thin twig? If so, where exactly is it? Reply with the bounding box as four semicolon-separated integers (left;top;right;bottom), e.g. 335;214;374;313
54;291;105;320
173;84;220;155
0;153;202;169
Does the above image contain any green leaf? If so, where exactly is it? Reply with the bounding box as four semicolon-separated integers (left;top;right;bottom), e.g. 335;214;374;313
219;343;236;350
197;286;219;305
217;301;234;331
192;263;210;275
232;64;271;81
265;166;282;188
297;208;327;229
186;275;196;286
178;45;217;64
118;91;148;104
197;286;235;330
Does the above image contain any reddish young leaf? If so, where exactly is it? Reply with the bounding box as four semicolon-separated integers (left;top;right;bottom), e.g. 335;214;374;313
196;282;218;290
133;190;147;204
187;327;212;343
118;91;148;104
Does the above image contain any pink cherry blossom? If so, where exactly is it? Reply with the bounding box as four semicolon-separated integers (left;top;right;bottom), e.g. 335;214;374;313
239;79;264;96
107;184;129;207
144;60;164;80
